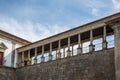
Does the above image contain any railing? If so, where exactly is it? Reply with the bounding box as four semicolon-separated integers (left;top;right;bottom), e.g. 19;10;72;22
31;40;114;64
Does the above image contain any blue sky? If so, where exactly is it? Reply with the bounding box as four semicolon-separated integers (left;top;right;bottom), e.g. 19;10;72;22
0;0;120;42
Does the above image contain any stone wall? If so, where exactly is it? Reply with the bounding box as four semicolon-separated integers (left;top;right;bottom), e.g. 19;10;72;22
16;48;115;80
0;66;16;80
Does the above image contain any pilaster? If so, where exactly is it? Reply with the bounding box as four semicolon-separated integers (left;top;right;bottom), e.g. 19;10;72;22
11;41;16;67
112;22;120;80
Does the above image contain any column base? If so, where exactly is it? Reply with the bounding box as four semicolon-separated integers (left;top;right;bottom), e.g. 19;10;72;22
49;54;52;61
77;47;82;55
16;63;20;68
34;58;37;64
56;52;61;59
21;61;25;67
67;49;71;57
89;44;95;53
102;40;108;50
41;56;45;63
27;60;31;65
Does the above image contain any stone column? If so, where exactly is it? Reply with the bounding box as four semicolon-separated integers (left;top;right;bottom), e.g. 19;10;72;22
57;40;61;59
27;50;31;65
34;48;37;64
89;30;94;52
21;52;25;67
56;50;57;59
102;26;108;49
77;33;82;54
41;45;45;63
112;22;120;80
67;37;71;57
63;48;65;58
17;52;21;67
72;45;74;56
49;43;52;61
11;41;16;67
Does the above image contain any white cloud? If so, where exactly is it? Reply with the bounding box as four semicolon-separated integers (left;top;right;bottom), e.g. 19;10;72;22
82;0;106;17
0;17;70;42
91;8;99;16
81;0;119;17
112;0;120;11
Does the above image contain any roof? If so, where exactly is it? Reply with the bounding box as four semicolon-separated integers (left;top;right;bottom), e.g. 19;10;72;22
0;29;31;45
17;12;120;52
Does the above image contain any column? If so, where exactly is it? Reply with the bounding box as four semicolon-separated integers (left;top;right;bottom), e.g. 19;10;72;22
41;45;45;63
11;41;16;67
77;33;82;54
49;43;52;61
56;50;57;59
102;26;107;49
112;22;120;80
63;48;65;58
67;37;71;57
21;52;25;67
34;48;37;64
27;50;31;65
72;45;74;56
17;52;21;67
57;40;61;59
89;30;94;52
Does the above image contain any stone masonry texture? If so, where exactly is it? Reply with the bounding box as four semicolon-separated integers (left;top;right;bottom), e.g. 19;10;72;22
15;48;115;80
0;66;16;80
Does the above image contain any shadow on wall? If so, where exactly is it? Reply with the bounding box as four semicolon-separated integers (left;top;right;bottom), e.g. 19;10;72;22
3;52;12;67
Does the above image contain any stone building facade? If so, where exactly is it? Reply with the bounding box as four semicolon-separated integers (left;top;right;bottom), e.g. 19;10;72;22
0;30;31;67
0;12;120;80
